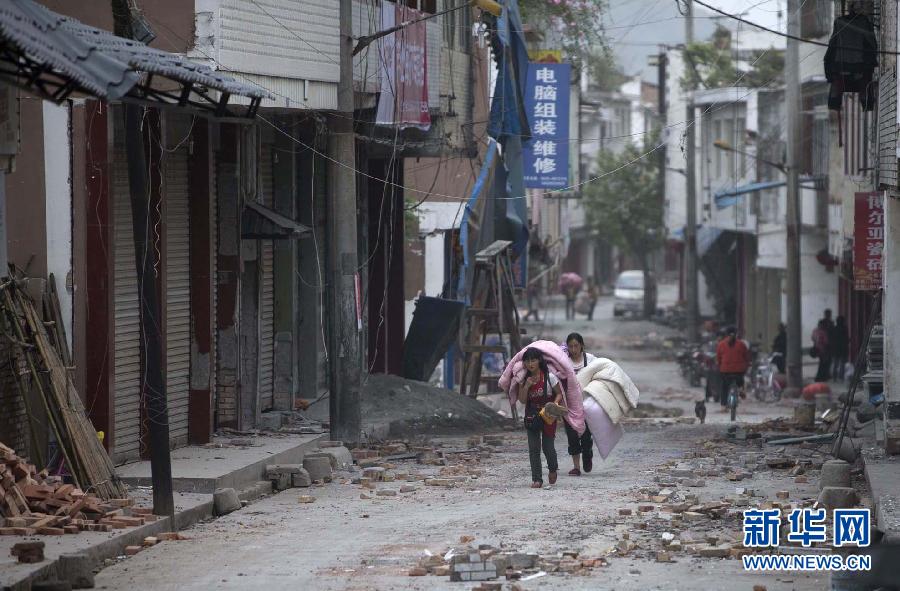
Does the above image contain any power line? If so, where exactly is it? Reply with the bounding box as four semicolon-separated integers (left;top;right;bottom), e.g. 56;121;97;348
353;0;473;56
146;3;806;204
258;113;667;201
691;0;900;55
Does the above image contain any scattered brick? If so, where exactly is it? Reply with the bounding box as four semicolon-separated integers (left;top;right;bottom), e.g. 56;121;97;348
11;541;44;563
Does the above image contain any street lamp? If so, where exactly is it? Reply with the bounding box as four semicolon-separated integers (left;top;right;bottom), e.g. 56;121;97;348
713;139;786;174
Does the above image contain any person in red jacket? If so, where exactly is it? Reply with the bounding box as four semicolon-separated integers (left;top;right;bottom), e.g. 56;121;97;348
716;326;751;408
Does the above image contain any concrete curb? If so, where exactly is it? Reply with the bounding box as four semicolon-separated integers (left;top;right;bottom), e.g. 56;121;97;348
2;481;275;590
119;435;327;493
862;448;900;545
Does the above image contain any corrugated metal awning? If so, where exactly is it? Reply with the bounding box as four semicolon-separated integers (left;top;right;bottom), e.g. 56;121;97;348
241;201;311;240
0;0;269;117
713;176;827;209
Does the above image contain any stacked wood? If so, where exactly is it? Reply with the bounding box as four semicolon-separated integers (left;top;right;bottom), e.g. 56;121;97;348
1;442;149;536
0;277;126;499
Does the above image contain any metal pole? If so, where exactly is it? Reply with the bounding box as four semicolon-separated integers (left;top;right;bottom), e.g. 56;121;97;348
0;171;7;277
111;0;174;519
684;0;700;342
785;0;803;389
328;0;362;444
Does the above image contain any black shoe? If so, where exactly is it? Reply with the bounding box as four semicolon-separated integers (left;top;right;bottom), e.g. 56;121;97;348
583;455;593;473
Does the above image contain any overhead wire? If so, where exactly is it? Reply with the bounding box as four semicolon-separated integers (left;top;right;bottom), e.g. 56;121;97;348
692;0;900;55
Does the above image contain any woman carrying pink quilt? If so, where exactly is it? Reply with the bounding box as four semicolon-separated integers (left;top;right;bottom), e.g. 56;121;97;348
517;348;566;488
499;340;586;487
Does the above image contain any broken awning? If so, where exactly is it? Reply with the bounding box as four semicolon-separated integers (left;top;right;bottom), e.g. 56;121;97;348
713;176;825;209
241;201;311;240
0;0;269;116
669;226;724;257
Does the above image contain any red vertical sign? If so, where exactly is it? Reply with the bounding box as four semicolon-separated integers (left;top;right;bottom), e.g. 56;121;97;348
375;2;431;130
396;4;430;129
854;191;884;291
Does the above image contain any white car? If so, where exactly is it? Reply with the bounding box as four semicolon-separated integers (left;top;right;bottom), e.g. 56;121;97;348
613;270;656;317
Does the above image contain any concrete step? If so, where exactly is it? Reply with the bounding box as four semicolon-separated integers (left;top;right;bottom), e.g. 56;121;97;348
116;433;327;494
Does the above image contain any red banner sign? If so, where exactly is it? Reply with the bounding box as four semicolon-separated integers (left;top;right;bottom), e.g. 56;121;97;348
853;191;884;291
375;2;431;130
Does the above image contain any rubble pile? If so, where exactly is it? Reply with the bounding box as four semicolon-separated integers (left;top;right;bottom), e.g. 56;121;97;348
1;442;155;536
362;375;515;437
606;434;867;565
405;539;610;584
348;437;498;497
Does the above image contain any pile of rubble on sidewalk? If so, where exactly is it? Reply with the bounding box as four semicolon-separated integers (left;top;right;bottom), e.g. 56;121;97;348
1;442;156;536
605;420;868;566
349;435;500;497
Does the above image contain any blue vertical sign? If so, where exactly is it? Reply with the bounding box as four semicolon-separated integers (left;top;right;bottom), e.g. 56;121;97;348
523;63;570;189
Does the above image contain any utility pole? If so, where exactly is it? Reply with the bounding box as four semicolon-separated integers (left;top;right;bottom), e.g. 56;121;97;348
110;0;174;518
328;0;362;444
784;0;803;389
684;0;700;342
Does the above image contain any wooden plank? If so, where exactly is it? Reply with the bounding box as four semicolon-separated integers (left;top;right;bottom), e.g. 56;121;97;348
475;240;512;260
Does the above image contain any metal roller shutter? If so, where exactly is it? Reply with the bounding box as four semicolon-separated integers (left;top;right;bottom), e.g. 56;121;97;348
164;148;191;447
112;146;142;464
211;153;218;423
258;145;275;412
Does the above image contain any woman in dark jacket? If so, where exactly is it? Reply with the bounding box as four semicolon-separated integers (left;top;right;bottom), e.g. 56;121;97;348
831;316;850;381
812;320;831;382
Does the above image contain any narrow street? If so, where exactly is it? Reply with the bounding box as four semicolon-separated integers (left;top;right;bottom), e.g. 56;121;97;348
2;2;899;591
92;292;826;591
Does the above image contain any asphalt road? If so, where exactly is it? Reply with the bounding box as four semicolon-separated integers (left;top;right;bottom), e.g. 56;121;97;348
93;291;830;591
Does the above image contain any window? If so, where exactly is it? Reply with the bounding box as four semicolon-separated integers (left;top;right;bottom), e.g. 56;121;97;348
405;0;436;13
457;1;470;52
724;119;735;179
801;0;832;39
736;117;746;176
443;1;457;50
714;120;723;178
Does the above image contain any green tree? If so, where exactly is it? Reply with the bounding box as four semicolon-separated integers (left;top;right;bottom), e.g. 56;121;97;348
519;0;608;57
582;137;663;317
585;48;628;92
682;26;784;90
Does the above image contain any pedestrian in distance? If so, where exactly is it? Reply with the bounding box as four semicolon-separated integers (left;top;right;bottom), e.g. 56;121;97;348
564;286;578;320
523;282;541;322
771;323;787;374
716;326;750;408
832;315;849;381
564;333;596;476
812;319;832;382
584;277;600;321
517;347;565;489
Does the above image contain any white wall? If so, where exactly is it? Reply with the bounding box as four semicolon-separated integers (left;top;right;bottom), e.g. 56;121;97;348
405;202;462;333
798;233;837;341
664;51;690;236
42;101;72;351
194;0;340;109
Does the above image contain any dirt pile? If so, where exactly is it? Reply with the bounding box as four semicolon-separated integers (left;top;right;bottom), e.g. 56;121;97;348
362;374;515;438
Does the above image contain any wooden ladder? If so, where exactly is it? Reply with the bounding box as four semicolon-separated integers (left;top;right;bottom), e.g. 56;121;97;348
459;241;523;408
